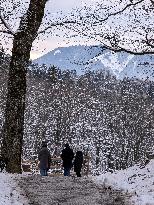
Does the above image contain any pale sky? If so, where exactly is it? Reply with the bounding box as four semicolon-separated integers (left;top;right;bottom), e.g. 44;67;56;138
0;0;97;59
32;0;154;59
31;0;96;59
0;0;154;59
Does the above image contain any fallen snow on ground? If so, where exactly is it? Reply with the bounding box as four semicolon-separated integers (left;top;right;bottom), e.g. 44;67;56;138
0;172;29;205
1;160;154;205
93;159;154;205
17;174;128;205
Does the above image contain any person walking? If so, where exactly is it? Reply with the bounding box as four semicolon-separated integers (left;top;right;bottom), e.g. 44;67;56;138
61;143;74;176
38;141;51;176
74;150;83;177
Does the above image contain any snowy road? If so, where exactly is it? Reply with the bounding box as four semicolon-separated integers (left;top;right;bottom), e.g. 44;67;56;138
16;175;131;205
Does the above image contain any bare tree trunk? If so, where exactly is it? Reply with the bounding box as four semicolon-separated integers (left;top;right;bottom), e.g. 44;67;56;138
2;0;48;173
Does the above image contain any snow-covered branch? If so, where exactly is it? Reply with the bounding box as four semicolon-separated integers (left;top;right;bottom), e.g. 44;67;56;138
93;0;145;24
103;42;154;55
63;0;154;55
146;34;154;48
0;30;14;35
149;0;154;5
64;23;154;55
0;12;15;36
37;20;77;35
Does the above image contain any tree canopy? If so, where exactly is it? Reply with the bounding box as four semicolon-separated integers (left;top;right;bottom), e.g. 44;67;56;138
1;0;154;56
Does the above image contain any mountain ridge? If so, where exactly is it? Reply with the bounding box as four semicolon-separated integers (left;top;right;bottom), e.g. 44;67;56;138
33;45;154;81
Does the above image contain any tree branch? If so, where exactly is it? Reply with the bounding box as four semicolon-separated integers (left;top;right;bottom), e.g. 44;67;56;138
92;0;145;24
102;43;154;55
103;32;154;54
0;30;14;35
0;13;15;36
145;33;154;48
37;20;77;35
65;23;154;55
149;0;154;5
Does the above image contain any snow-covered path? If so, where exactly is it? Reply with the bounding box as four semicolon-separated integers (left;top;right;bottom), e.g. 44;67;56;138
16;175;131;205
1;160;154;205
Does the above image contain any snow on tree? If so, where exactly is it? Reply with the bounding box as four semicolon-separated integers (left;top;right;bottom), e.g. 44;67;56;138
0;0;154;174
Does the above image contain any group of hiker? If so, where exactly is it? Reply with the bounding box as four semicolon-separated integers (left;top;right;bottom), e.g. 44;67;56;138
38;141;83;177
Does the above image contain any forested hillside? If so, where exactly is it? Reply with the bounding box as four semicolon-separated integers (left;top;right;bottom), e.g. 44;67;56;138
0;54;154;174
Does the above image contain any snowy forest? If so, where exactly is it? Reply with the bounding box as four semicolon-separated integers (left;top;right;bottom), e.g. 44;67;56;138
1;1;154;204
0;50;154;174
0;0;154;175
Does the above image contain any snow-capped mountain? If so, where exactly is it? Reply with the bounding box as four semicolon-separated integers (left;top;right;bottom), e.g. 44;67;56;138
33;45;104;74
33;45;154;80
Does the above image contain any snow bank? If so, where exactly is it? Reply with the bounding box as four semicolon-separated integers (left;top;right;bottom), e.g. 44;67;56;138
93;159;154;205
0;172;29;205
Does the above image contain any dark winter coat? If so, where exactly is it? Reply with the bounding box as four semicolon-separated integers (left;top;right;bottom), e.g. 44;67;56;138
38;147;51;170
0;156;6;172
74;151;83;172
61;147;74;168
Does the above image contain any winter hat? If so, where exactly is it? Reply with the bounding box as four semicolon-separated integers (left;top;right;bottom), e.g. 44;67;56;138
65;143;69;148
42;141;47;147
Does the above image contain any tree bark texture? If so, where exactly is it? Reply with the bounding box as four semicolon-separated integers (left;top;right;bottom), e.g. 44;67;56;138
2;0;48;173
